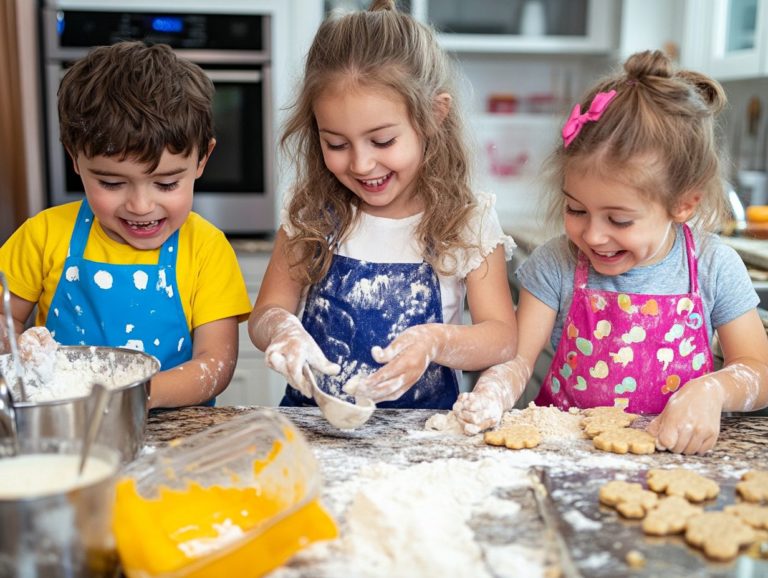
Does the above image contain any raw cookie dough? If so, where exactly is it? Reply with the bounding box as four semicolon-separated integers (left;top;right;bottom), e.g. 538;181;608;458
646;468;720;502
625;550;646;568
725;503;768;529
581;406;638;439
642;495;703;535
483;425;541;450
593;428;655;455
736;470;768;503
599;480;659;518
685;511;756;561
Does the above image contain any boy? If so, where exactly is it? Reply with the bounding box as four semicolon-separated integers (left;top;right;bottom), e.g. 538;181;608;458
0;41;252;407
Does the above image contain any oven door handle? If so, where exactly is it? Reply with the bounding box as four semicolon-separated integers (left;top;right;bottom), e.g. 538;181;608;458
204;70;262;84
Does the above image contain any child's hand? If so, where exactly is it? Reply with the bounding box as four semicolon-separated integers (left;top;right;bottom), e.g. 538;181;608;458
646;376;725;455
256;307;340;398
453;359;531;435
18;327;58;364
453;387;504;435
352;326;440;403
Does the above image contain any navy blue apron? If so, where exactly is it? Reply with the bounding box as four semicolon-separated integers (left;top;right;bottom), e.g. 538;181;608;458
46;201;212;405
282;254;459;409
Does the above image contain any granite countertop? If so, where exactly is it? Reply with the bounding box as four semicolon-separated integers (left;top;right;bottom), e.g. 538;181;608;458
144;406;768;578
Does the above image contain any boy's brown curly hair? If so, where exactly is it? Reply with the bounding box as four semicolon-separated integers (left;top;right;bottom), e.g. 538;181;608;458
58;41;214;171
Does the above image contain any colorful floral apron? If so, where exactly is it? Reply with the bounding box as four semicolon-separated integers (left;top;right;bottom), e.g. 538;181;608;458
536;225;713;413
281;254;459;409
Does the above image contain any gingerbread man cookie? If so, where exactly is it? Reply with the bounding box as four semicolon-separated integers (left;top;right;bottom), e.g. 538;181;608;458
736;470;768;503
685;511;756;560
725;503;768;529
593;428;655;455
599;480;659;518
580;406;638;439
483;424;540;450
646;468;719;502
641;496;703;536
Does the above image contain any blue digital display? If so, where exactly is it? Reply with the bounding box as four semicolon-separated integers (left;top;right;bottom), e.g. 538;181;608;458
151;16;183;34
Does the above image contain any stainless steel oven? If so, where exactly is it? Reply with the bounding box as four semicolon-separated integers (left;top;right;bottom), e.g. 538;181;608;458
41;4;274;234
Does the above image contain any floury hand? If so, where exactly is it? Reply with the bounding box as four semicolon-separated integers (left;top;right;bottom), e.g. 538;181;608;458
350;325;441;403
253;307;340;398
453;358;531;435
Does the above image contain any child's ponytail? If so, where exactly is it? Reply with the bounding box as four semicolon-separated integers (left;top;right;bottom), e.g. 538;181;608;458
368;0;396;11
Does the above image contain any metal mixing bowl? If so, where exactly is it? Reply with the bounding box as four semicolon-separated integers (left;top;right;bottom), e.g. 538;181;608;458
0;437;121;578
2;346;159;463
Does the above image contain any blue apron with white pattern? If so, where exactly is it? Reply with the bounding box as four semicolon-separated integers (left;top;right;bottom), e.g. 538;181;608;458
46;201;209;404
281;254;459;409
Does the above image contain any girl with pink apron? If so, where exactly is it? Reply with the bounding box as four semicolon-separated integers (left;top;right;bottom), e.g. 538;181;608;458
536;225;713;413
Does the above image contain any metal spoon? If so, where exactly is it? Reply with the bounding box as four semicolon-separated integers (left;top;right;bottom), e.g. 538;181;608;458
303;364;375;430
0;374;18;453
78;383;111;476
0;271;27;402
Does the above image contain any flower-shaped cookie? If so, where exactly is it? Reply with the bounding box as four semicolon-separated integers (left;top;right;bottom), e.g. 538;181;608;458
642;496;703;536
580;406;638;439
646;468;720;502
483;424;540;450
599;480;658;518
685;512;755;560
736;470;768;503
725;503;768;529
593;428;655;455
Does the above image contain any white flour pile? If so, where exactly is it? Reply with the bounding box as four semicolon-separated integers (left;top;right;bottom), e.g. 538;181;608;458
278;457;537;578
1;347;152;402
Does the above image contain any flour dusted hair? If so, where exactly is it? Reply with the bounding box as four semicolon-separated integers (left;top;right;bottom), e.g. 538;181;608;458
280;0;475;284
544;50;730;233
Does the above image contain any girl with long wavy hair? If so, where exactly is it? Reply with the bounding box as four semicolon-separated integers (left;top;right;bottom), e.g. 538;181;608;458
248;0;517;410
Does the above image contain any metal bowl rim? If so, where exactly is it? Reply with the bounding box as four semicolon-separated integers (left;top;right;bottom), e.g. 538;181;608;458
12;346;160;408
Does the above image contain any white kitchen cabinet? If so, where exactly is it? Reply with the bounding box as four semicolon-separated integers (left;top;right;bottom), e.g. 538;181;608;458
216;248;288;407
683;0;768;80
409;0;617;54
709;0;768;79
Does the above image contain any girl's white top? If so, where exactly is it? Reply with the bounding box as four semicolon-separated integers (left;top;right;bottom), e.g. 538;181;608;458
283;191;516;325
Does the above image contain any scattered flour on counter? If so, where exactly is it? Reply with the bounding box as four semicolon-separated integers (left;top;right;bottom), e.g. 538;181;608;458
423;403;585;442
424;410;464;435
562;508;602;531
484;544;547;578
580;551;612;570
287;457;533;578
501;402;585;441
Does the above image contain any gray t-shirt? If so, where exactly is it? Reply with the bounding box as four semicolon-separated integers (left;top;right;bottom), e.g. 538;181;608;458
516;225;758;351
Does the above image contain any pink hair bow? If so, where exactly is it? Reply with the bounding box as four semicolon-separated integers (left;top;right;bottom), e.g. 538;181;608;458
561;90;617;148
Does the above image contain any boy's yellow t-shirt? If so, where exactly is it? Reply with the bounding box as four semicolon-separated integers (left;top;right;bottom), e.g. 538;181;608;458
0;202;252;332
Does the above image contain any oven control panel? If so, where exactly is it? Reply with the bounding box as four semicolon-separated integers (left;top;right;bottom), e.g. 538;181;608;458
53;11;265;51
